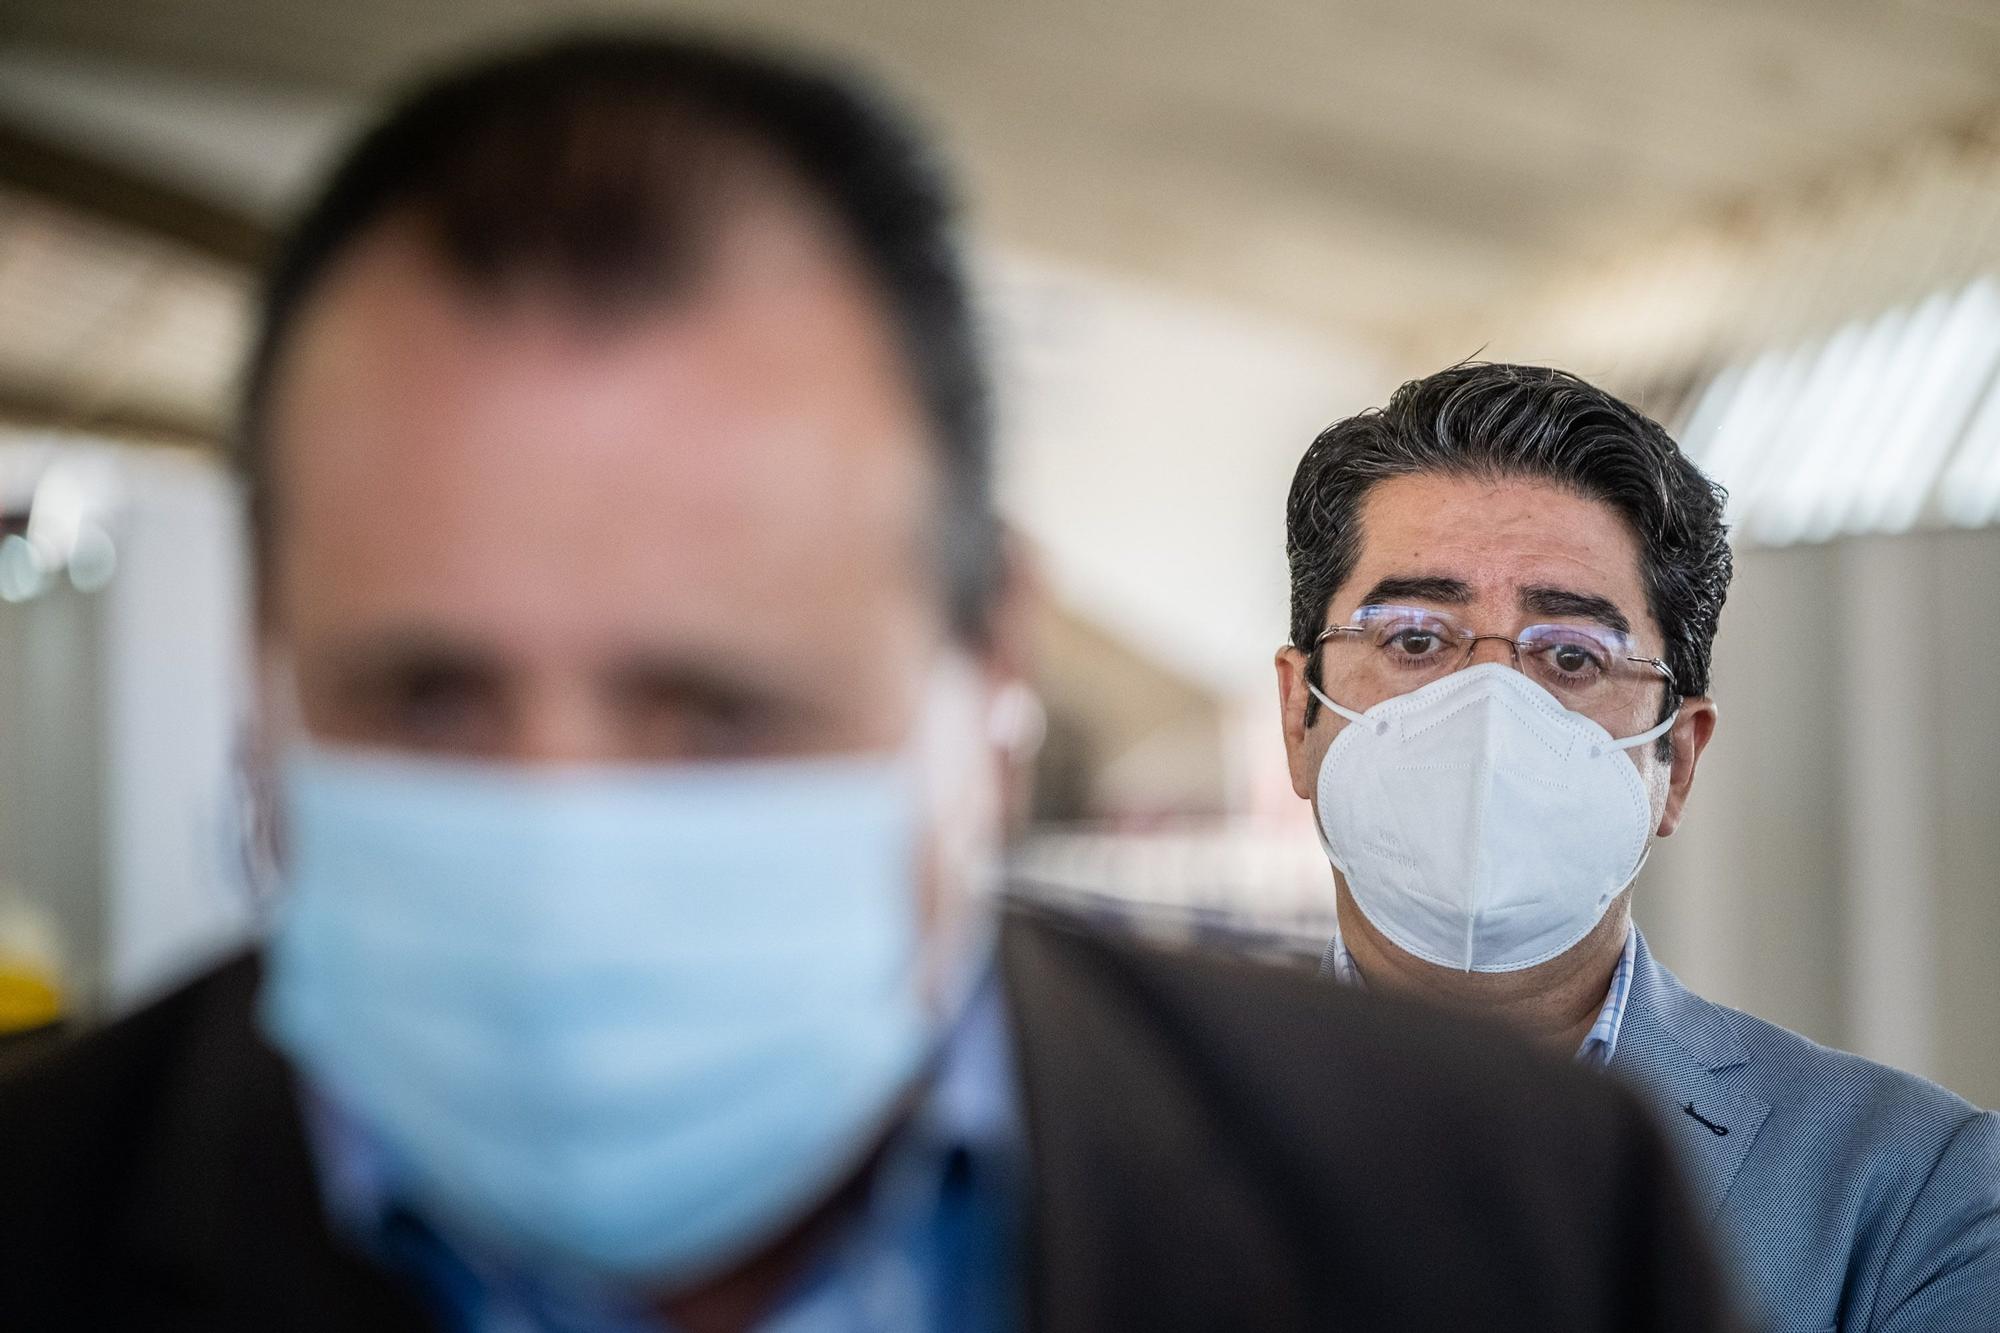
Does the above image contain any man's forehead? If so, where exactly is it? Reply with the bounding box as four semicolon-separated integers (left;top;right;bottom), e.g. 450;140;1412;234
262;216;938;636
1344;472;1654;626
283;214;919;471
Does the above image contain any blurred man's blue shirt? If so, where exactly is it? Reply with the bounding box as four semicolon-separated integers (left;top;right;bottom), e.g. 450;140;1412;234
305;974;1022;1333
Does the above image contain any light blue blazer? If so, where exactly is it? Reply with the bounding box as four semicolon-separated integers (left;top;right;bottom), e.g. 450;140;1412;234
1610;931;2000;1332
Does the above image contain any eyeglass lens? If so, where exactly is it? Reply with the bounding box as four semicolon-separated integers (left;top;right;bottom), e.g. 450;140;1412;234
1319;605;1667;723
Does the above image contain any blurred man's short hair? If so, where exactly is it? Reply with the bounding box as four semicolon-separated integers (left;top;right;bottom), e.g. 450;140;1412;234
238;31;1002;639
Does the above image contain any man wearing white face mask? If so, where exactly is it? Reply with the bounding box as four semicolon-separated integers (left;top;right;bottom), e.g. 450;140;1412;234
1277;361;2000;1333
0;37;1743;1333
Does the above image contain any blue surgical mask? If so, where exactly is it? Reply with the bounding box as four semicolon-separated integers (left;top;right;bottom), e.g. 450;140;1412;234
258;742;934;1286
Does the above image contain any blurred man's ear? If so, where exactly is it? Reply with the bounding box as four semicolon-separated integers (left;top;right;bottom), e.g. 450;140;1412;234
980;528;1037;687
1275;644;1319;801
1656;697;1718;837
983;529;1046;834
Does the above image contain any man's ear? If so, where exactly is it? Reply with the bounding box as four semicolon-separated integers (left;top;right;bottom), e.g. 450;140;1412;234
1656;697;1718;837
1275;645;1320;801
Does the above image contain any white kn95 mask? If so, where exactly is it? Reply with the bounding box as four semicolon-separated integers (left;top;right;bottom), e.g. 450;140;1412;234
1308;662;1676;973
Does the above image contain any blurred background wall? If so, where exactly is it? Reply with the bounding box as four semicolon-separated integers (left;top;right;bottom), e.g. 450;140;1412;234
0;0;1996;1102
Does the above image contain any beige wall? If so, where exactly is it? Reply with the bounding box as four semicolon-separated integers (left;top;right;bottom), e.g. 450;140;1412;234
0;582;107;1006
1639;526;2000;1107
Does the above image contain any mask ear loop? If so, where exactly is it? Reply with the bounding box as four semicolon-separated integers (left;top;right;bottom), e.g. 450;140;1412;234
1594;705;1680;760
1300;681;1364;875
229;654;313;925
909;657;1016;1026
1304;680;1373;729
1588;701;1680;912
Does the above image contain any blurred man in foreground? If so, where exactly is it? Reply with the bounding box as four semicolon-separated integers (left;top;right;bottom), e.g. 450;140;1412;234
1277;361;2000;1331
1;37;1736;1332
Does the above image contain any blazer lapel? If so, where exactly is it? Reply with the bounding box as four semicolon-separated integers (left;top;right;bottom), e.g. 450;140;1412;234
1608;932;1770;1223
121;954;431;1330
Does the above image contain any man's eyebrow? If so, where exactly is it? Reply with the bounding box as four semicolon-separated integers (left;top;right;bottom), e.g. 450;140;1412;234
1521;585;1632;636
321;631;504;681
1359;575;1474;607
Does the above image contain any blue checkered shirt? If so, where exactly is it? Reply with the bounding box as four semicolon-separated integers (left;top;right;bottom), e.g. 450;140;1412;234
1320;925;1638;1069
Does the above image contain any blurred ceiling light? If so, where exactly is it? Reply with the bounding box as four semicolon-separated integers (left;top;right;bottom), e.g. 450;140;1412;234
1865;279;2000;534
25;449;120;563
1803;291;1946;544
1939;372;2000;528
66;521;117;593
0;435;125;599
1680;274;2000;546
0;533;50;602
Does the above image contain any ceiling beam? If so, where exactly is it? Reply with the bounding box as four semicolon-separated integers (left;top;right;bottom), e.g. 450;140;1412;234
0;117;269;267
0;378;221;451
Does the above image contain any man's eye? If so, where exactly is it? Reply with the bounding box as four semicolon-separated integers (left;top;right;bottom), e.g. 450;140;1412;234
619;684;792;761
676;702;767;757
1548;643;1603;676
1386;630;1444;656
379;671;497;742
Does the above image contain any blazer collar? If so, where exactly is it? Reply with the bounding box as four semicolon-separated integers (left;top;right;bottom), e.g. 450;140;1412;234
1608;931;1771;1222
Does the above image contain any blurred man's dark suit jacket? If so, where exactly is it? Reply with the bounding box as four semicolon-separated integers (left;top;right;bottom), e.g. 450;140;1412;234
0;906;1741;1331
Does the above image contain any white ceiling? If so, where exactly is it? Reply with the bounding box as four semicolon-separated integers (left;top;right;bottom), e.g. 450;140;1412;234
5;0;1999;355
3;0;1998;703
